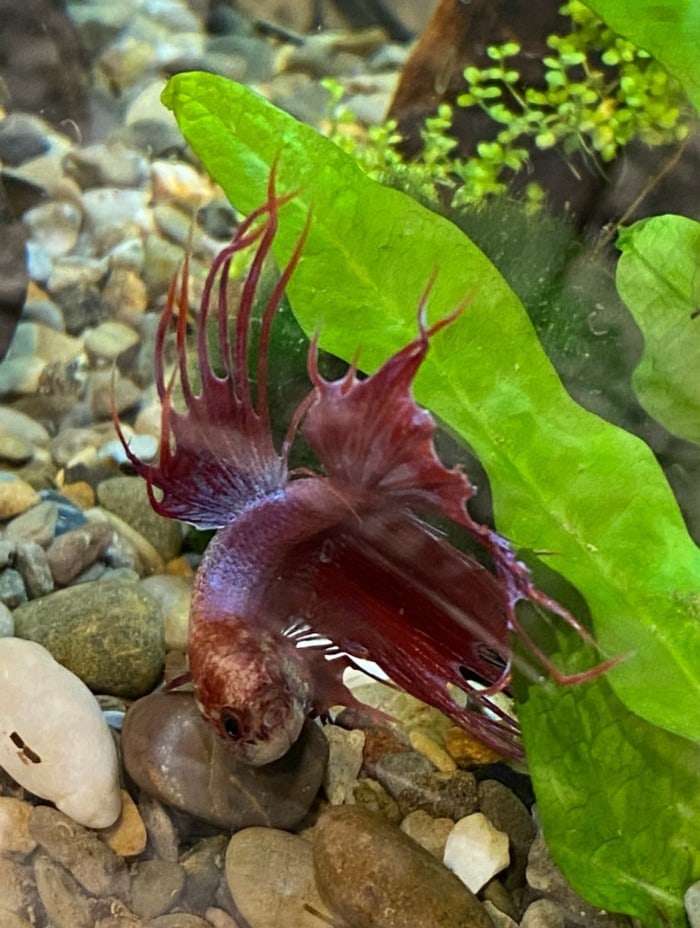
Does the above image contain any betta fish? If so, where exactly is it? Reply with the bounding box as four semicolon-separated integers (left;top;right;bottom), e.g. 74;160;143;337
117;168;615;765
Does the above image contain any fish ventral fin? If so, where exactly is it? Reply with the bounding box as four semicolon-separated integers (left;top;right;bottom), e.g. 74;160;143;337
115;167;310;529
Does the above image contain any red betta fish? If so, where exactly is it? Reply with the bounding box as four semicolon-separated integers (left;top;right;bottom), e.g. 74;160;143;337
118;169;614;764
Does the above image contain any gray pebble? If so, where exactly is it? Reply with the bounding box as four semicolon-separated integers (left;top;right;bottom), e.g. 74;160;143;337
15;541;55;598
33;854;96;928
5;500;59;546
129;859;186;919
137;793;180;862
478;778;536;888
0;113;51;166
29;805;129;897
0;858;37;920
0;568;28;607
23;201;82;259
63;142;148;189
0;600;14;635
375;750;479;818
180;835;228;913
520;898;566;928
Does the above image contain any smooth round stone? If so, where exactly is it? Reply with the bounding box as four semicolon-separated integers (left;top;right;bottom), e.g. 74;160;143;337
83;320;140;362
686;881;700;928
45;521;114;585
23;201;82;259
63;143;148;189
226;828;333;928
0;432;34;464
443;812;510;894
99;433;158;467
81;187;152;240
48;256;109;295
107;238;145;273
5;500;59;545
0;638;121;828
0;568;27;607
39;489;89;534
313;805;493;928
29;805;129;896
0;113;51;166
97;475;183;561
101;267;147;324
151;158;213;205
0;478;39;519
34;853;96;928
15;541;54;598
520;898;566;928
12;579;165;697
121;690;328;830
129;859;185;919
0;406;51;448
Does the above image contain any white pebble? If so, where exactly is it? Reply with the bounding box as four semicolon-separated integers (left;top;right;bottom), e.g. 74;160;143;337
0;638;121;828
443;811;510;893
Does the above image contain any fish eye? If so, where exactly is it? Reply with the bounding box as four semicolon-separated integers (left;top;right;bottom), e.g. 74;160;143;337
221;708;242;741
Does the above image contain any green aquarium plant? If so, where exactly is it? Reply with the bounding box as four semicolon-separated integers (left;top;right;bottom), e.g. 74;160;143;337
157;2;700;923
322;0;691;207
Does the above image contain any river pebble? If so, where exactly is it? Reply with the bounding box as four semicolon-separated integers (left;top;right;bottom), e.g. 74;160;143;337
0;637;121;828
97;475;183;560
226;827;333;928
313;803;494;928
121;690;328;830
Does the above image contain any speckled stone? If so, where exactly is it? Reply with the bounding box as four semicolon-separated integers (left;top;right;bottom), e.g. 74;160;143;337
313;804;493;928
374;750;479;819
14;541;54;598
97;476;182;561
121;690;328;831
12;579;165;697
129;859;186;920
478;778;536;889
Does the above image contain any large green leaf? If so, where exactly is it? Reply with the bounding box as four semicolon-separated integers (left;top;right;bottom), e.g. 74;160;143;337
616;214;700;444
518;637;700;928
161;71;700;923
162;72;700;742
585;0;700;114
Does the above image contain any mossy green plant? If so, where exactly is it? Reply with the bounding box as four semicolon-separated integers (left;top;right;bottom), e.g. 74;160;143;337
322;0;691;207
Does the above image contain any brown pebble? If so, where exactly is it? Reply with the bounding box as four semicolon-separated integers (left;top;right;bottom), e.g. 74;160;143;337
0;797;37;856
443;726;504;766
0;858;36;918
0;480;39;520
98;789;148;857
45;521;113;584
313;805;493;928
58;480;96;509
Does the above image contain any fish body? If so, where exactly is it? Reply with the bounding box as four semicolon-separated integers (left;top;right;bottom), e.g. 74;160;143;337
118;169;612;764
